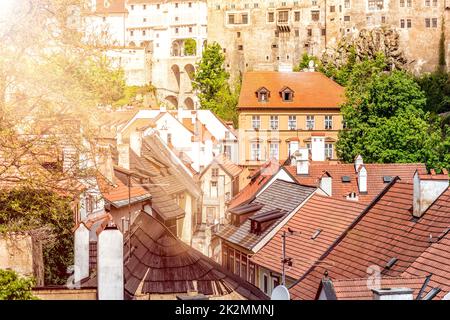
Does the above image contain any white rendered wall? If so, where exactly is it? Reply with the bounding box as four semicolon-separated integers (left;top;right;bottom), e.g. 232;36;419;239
74;224;90;283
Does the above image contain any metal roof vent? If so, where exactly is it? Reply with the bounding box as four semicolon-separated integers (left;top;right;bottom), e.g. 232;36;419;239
383;176;393;183
341;176;351;183
385;257;398;269
311;229;322;240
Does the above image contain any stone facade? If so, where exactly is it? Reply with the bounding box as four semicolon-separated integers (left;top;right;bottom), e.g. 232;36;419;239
207;0;449;79
87;0;208;109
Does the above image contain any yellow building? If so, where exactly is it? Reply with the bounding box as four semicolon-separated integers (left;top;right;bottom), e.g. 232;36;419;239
237;71;345;168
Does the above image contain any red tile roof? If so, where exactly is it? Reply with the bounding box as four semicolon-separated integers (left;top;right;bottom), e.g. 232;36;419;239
251;194;367;280
238;72;345;109
289;181;450;300
200;154;243;179
284;162;425;203
327;276;427;300
97;169;151;208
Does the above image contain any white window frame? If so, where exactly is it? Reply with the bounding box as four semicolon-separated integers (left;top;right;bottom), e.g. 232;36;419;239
269;143;279;160
251;143;261;161
325;115;333;130
325;143;333;159
252;115;261;130
270;116;279;130
288;115;297;130
306;115;315;130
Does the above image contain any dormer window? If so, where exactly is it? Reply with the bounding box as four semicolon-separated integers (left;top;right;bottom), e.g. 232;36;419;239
280;86;294;102
256;87;270;102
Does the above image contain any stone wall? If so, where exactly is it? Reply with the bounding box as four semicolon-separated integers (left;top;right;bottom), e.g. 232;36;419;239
207;0;449;79
0;232;44;286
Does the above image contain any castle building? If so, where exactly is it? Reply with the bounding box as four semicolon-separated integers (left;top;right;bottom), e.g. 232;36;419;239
207;0;449;78
86;0;208;109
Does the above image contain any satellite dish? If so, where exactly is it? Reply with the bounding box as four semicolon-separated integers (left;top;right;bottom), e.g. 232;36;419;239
271;285;290;300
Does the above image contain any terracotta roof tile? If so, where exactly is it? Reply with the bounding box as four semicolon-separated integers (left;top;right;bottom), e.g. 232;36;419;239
251;194;367;280
329;276;427;300
238;72;344;109
284;162;425;203
289;182;450;300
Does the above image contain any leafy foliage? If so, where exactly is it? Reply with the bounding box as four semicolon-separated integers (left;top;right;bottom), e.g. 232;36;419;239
416;71;450;115
293;53;321;72
193;43;240;126
337;56;450;170
112;84;156;109
0;189;74;285
0;269;38;300
184;38;197;56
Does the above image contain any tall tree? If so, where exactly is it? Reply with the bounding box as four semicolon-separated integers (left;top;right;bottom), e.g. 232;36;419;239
193;43;240;125
337;57;450;170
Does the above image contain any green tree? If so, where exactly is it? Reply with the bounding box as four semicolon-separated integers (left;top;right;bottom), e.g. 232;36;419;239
293;53;321;72
337;61;449;170
193;43;240;125
439;17;446;70
416;71;450;115
0;269;38;300
0;189;74;285
184;39;197;56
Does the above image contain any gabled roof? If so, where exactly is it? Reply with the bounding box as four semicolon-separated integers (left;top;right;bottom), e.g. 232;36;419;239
123;211;267;300
199;154;243;179
216;179;316;252
284;162;425;203
251;194;367;280
289;181;450;300
238;72;344;109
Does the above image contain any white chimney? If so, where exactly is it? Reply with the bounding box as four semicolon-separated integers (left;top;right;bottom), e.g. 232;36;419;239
413;170;449;218
311;135;325;161
191;111;197;125
346;192;359;201
372;288;413;300
320;173;332;196
97;224;124;300
74;223;90;284
294;148;309;175
354;155;363;172
130;131;142;157
358;165;368;193
98;145;114;183
117;144;130;170
177;107;184;121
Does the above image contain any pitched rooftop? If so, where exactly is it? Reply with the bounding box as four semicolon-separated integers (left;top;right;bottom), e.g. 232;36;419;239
251;194;367;280
238;72;345;109
289;180;450;300
123;211;267;300
216;179;316;252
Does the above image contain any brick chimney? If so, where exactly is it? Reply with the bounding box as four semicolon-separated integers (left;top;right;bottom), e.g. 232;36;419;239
117;144;130;170
372;288;413;300
413;169;449;218
311;134;325;162
97;224;124;300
